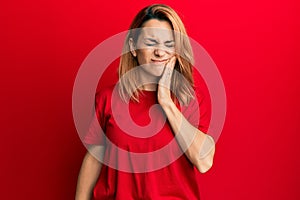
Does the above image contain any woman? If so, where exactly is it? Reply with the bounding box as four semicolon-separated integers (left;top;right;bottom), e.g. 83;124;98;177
76;4;215;200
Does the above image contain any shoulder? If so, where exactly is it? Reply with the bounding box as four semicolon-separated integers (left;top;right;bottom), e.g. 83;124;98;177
95;85;116;105
192;69;211;105
95;84;126;106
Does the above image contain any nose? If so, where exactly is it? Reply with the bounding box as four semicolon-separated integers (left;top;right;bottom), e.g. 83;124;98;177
154;48;166;57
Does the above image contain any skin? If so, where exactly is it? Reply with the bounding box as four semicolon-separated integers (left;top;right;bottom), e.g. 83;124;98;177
129;19;215;172
75;146;104;200
129;20;175;90
76;19;215;200
158;59;215;173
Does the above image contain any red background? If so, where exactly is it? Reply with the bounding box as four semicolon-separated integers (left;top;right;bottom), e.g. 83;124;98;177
1;0;299;199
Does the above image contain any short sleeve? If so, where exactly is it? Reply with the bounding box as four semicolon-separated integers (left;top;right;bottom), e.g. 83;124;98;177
83;91;108;146
182;71;211;133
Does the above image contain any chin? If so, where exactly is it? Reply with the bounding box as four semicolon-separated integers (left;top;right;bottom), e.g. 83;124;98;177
141;64;164;77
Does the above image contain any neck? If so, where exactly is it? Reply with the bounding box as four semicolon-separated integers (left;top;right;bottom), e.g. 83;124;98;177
136;69;160;91
139;84;157;91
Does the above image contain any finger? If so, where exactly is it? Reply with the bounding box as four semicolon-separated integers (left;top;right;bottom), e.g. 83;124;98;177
165;56;176;70
159;57;176;87
163;58;175;81
162;57;176;78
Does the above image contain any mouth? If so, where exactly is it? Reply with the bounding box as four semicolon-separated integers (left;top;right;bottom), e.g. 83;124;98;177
151;59;169;64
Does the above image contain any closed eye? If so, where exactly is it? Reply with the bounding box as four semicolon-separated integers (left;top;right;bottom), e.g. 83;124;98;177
145;43;156;46
144;38;158;46
143;38;175;48
165;44;175;48
165;41;175;48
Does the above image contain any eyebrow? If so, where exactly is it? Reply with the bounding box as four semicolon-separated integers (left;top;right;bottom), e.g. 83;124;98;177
144;38;158;43
165;40;175;43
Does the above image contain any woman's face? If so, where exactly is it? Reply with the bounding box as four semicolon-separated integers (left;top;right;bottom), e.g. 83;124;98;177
131;19;175;77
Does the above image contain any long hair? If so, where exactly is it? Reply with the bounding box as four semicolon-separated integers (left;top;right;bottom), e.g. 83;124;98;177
118;4;194;105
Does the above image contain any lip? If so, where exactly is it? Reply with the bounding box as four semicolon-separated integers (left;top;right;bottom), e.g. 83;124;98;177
151;59;169;63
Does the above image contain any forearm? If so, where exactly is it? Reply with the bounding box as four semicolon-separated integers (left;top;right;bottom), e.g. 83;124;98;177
75;146;104;200
161;100;215;173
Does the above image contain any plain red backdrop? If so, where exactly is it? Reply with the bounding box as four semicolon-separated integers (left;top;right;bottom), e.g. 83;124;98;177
1;0;299;199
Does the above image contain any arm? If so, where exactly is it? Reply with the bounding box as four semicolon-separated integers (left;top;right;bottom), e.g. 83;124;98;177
159;99;215;173
158;57;215;173
75;145;104;200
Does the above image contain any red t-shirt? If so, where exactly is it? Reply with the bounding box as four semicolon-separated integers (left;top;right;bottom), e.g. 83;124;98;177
84;81;211;200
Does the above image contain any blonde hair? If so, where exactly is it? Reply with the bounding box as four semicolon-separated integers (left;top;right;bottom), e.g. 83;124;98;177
118;4;194;105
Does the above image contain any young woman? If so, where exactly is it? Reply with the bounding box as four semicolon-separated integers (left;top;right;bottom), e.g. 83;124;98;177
76;4;215;200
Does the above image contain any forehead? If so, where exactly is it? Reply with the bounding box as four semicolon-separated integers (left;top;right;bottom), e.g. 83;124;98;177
139;19;174;40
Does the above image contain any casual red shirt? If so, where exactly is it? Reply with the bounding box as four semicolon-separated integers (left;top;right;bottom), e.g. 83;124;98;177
84;79;211;200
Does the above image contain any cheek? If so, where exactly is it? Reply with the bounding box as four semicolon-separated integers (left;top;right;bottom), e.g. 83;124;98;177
137;49;153;65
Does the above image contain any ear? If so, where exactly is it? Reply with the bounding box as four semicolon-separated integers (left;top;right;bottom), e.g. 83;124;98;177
129;38;137;57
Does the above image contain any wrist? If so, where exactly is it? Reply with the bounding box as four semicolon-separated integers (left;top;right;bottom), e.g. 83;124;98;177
159;97;175;111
